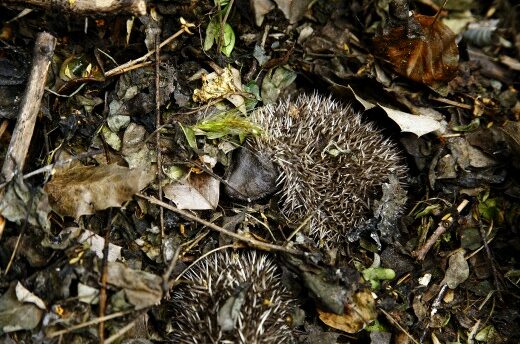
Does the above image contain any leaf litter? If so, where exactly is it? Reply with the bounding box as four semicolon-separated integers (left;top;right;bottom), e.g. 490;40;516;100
0;0;519;342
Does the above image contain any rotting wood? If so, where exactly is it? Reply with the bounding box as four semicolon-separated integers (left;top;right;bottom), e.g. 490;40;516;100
0;0;146;16
1;32;56;182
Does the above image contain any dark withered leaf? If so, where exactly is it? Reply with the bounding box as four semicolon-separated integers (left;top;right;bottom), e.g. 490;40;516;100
44;164;154;218
373;14;459;85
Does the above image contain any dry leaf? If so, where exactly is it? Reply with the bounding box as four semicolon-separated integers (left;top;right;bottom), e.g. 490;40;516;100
374;14;459;85
379;104;443;137
107;262;162;310
317;289;377;333
163;173;220;210
44;164;154;218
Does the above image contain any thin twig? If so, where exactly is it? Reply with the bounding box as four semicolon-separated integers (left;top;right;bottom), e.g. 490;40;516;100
47;311;132;338
104;318;137;344
98;209;113;344
155;33;165;258
136;194;303;256
104;18;194;77
380;308;419;344
413;199;469;260
3;190;34;275
476;209;503;301
0;149;103;190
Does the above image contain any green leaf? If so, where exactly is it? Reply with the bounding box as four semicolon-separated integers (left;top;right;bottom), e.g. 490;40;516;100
221;23;235;57
204;20;218;52
180;123;197;149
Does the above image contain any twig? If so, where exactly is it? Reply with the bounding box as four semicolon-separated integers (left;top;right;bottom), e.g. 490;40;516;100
476;209;503;302
1;32;56;182
136;193;303;256
46;311;131;338
104;318;137;344
0;0;146;16
3;192;34;275
0;149;103;190
379;308;419;344
98;209;113;344
154;33;165;258
104;18;195;77
0;119;8;139
413;199;469;261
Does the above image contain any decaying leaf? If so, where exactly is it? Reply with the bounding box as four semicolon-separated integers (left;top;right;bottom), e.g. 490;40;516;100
0;283;44;333
163;173;220;210
273;0;312;24
261;65;297;104
0;175;51;232
373;13;459;85
44;164;154;218
317;289;377;334
441;250;469;289
192;66;246;113
380;105;443;137
107;262;162;310
251;0;275;26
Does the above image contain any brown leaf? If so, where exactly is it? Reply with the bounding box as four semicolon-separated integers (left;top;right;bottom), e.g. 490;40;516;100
44;164;154;218
317;289;377;333
374;14;459;85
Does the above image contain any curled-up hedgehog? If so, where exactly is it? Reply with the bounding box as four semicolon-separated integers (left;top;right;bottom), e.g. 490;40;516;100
169;250;297;343
225;93;408;244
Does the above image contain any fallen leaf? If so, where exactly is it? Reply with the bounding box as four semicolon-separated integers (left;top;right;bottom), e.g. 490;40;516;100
318;289;377;333
441;250;469;289
163;173;220;210
193;66;246;114
44;164;154;218
373;13;459;85
0;175;51;232
107;262;162;310
0;283;43;333
380;105;443;137
15;282;46;310
251;0;275;26
273;0;312;24
77;228;122;262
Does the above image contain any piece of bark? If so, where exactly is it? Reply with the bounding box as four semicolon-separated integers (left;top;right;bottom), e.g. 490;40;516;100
0;0;147;16
1;32;56;182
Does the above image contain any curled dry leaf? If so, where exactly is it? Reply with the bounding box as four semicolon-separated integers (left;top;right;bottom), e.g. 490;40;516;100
373;14;459;85
317;289;377;334
44;164;154;218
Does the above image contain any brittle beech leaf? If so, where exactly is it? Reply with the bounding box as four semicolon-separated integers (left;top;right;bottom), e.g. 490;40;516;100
44;164;154;218
374;14;459;85
317;289;377;333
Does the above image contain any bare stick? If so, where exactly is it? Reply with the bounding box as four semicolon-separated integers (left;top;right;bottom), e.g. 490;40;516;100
155;33;165;257
136;193;303;256
413;199;470;261
0;0;146;16
1;32;56;182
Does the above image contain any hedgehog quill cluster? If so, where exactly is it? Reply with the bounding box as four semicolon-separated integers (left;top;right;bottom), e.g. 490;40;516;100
249;93;407;243
169;251;296;343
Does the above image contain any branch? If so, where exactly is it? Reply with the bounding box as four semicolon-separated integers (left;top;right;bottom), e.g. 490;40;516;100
1;32;56;182
0;0;147;16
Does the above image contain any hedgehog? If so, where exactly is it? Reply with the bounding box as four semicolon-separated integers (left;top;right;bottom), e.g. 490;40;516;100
225;93;408;244
169;250;297;343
